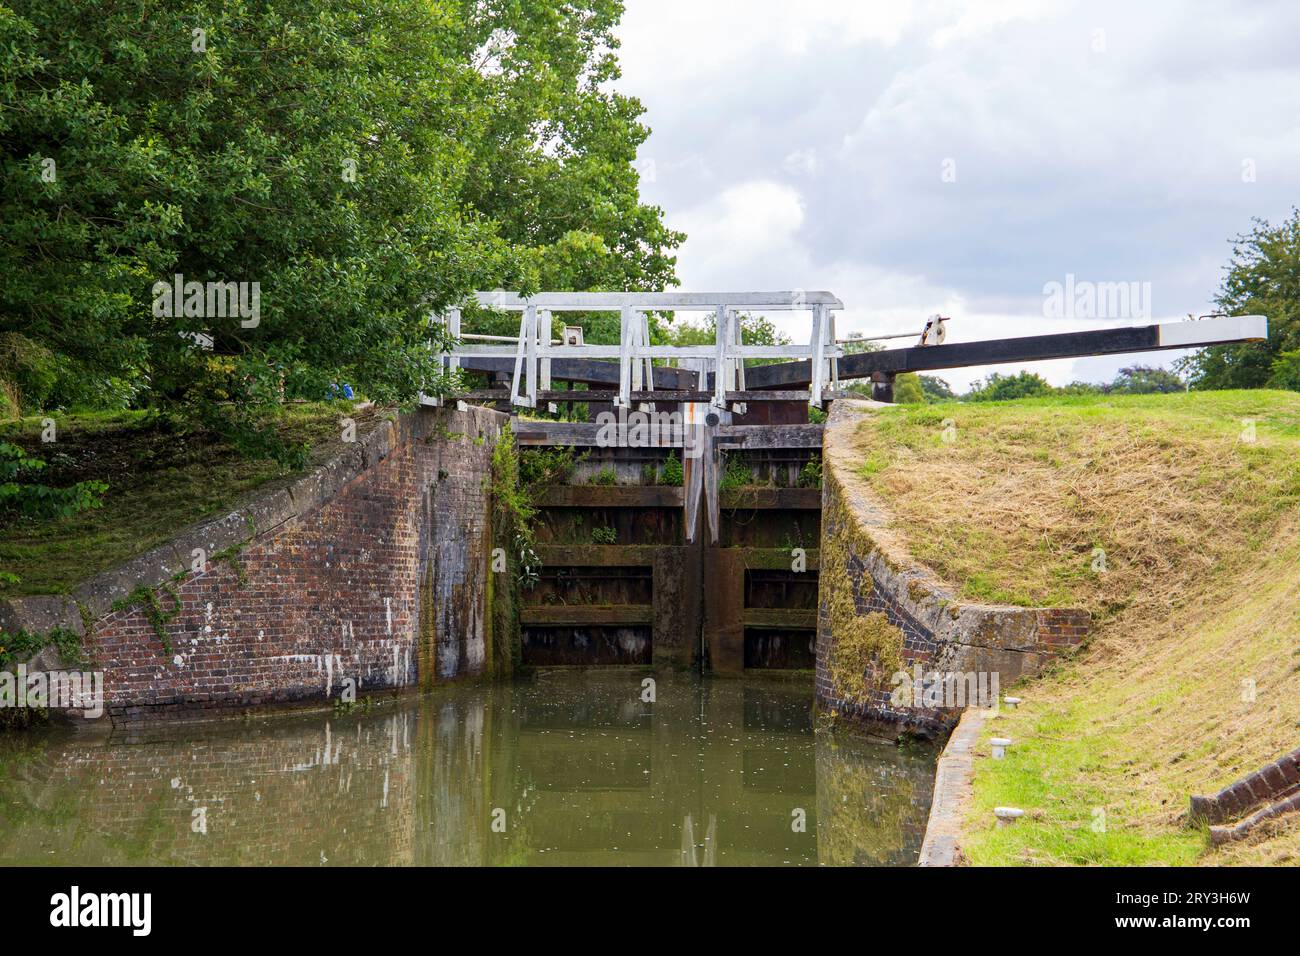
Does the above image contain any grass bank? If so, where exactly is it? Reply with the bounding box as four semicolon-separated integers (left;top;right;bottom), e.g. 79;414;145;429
0;403;370;597
849;390;1300;865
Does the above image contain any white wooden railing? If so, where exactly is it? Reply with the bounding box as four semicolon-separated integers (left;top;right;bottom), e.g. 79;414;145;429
428;291;846;409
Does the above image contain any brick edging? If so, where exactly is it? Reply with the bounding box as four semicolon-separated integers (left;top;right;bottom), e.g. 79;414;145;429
1191;746;1300;824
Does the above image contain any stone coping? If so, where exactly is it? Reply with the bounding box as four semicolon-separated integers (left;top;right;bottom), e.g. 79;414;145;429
917;706;990;866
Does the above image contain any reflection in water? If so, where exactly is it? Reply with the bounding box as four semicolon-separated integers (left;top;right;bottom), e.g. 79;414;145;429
0;673;935;866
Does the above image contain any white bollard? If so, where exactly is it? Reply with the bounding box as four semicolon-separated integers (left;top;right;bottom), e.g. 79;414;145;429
1004;696;1021;709
994;807;1024;827
991;737;1012;759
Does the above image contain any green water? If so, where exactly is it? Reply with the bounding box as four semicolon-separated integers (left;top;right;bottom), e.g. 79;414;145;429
0;673;936;866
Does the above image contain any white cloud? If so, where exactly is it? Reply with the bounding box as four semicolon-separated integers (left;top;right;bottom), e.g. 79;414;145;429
782;148;818;177
616;0;1300;389
669;180;806;289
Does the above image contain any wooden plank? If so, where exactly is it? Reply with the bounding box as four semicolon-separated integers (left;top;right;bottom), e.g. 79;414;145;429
713;305;728;407
508;309;529;406
618;305;633;407
520;605;654;626
737;547;820;571
452;343;839;359
533;486;685;508
714;424;824;449
703;548;745;672
525;304;538;408
719;488;822;510
742;319;1265;389
513;422;683;447
535;544;678;567
457;356;698;390
742;608;817;629
654;546;700;669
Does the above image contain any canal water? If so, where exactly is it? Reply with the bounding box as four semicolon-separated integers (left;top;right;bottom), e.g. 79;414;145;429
0;673;936;866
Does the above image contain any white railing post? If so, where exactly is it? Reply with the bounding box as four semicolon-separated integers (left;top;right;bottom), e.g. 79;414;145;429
509;307;529;407
538;308;553;412
827;310;839;393
524;304;538;408
630;310;643;397
731;311;747;415
809;303;825;406
420;310;445;407
446;308;462;376
617;306;634;408
713;304;729;407
640;311;655;410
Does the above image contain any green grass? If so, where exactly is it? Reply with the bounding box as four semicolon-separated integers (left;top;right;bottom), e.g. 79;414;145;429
966;706;1207;866
846;390;1300;865
0;403;361;597
852;390;1300;613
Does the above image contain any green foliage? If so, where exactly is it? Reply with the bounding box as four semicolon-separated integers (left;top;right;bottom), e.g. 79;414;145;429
0;333;62;413
1179;209;1300;391
0;0;680;456
807;405;828;424
210;543;248;587
0;624;81;670
0;441;106;525
658;312;790;366
451;0;683;294
111;584;181;654
964;371;1054;402
590;466;618;485
918;375;955;402
658;451;684;486
718;454;753;491
839;333;884;355
1106;365;1185;394
797;454;823;489
893;372;925;404
1057;381;1105;396
519;446;581;488
590;526;617;544
490;423;539;588
1267;349;1300;391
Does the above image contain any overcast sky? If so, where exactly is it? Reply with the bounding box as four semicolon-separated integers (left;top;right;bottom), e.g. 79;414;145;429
615;0;1300;390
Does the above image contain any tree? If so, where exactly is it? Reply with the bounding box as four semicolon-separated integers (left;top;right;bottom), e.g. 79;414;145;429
964;371;1054;402
893;372;925;404
1107;365;1184;394
659;312;789;349
449;0;683;294
1178;209;1300;391
918;375;955;402
1268;350;1300;391
0;0;682;456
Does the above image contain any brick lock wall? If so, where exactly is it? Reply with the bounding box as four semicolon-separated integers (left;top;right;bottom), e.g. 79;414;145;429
816;402;1088;739
85;407;504;722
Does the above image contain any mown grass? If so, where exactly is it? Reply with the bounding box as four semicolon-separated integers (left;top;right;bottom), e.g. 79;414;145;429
852;391;1300;616
0;403;367;597
848;390;1300;865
